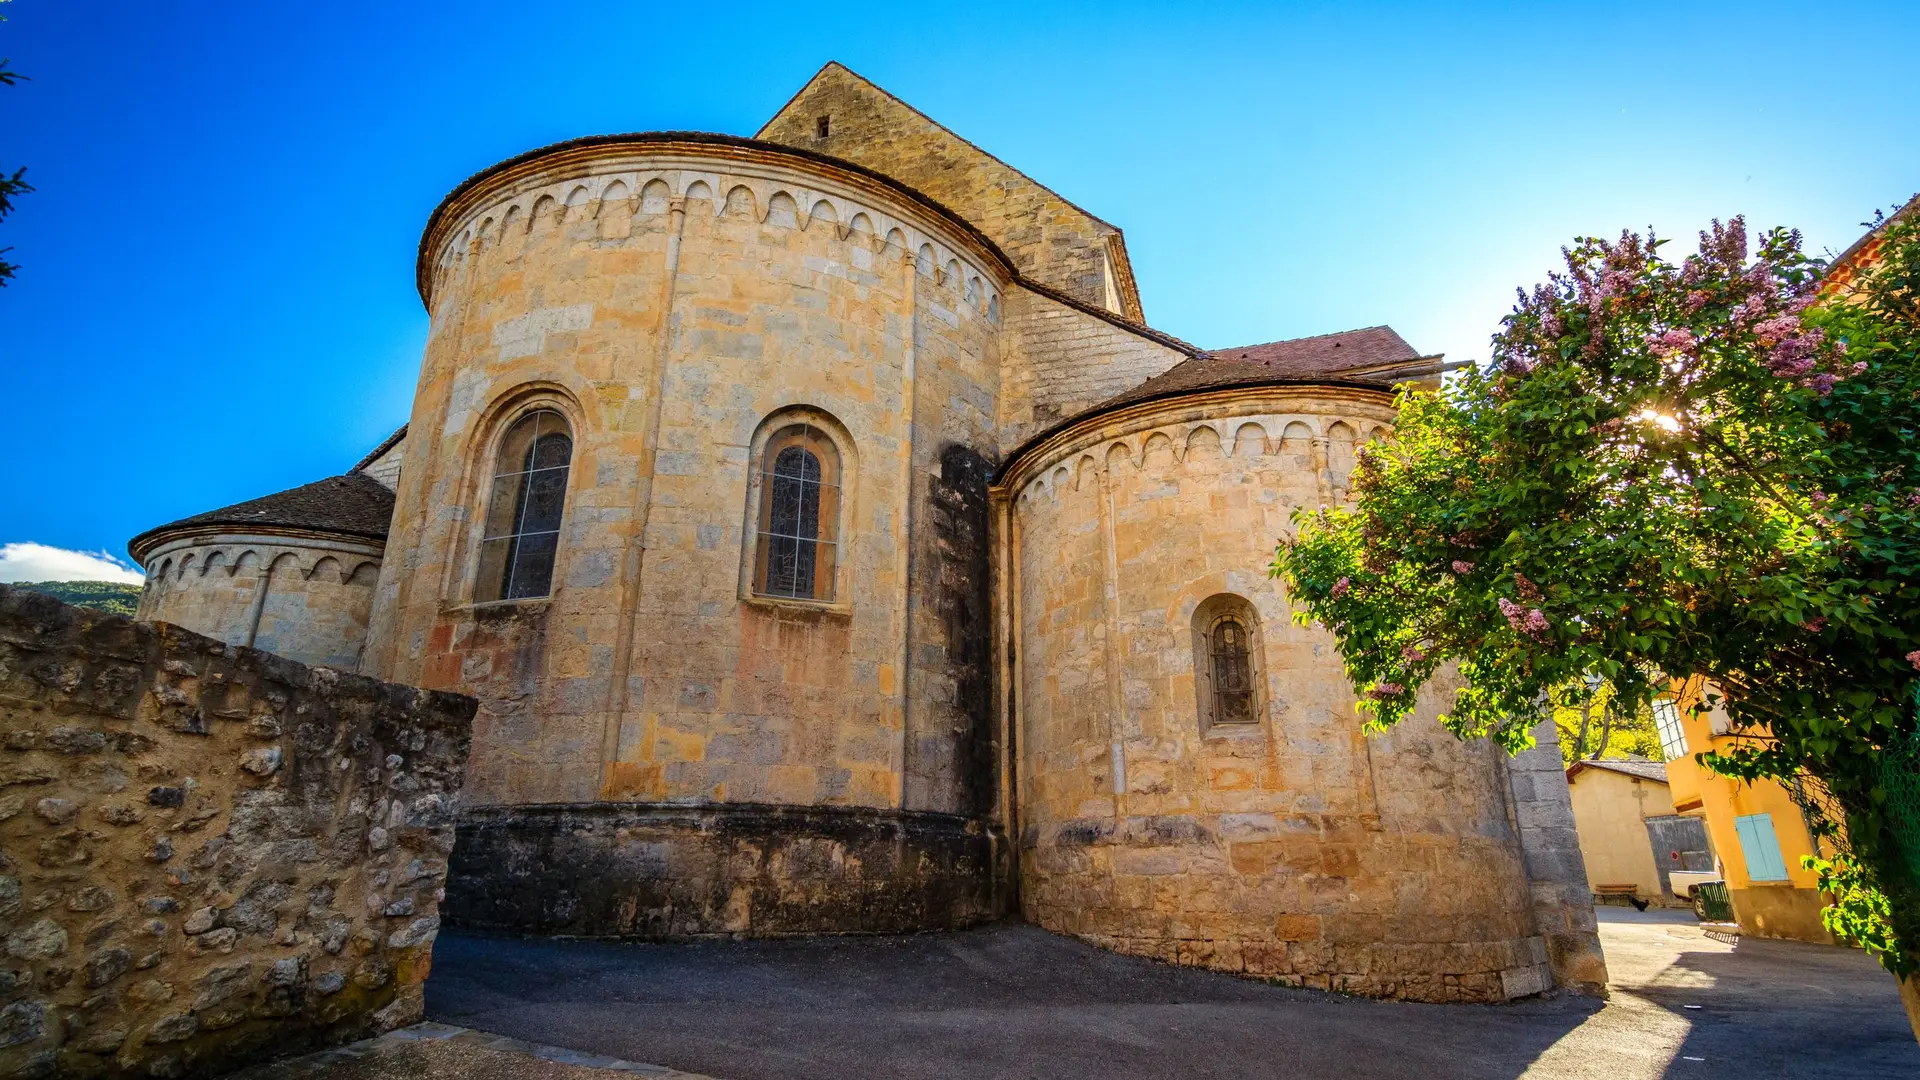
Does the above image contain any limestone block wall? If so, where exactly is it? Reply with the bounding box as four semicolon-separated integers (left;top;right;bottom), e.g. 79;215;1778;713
999;388;1565;1003
0;585;474;1079
136;534;384;672
366;138;1009;821
998;288;1194;450
1506;720;1609;995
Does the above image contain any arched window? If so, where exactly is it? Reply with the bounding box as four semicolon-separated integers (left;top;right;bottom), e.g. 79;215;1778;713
1208;617;1256;725
1191;594;1263;731
752;424;840;601
476;409;572;602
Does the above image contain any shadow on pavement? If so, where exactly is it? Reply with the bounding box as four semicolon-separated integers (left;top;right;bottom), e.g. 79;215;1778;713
424;915;1918;1080
427;923;1604;1080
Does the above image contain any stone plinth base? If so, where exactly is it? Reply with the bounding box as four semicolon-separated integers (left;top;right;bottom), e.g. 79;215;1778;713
444;802;1006;937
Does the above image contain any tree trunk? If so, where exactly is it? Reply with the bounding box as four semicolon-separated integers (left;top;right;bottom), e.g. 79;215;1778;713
1901;971;1920;1044
1573;702;1592;761
1591;707;1614;760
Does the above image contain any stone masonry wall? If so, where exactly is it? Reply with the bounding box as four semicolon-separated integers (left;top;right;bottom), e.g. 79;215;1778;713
998;287;1192;451
758;63;1141;321
1504;718;1609;996
137;535;385;673
369;141;1006;823
0;586;475;1079
1003;390;1566;1003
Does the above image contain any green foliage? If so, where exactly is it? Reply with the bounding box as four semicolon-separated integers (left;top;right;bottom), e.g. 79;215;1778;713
11;580;142;618
1808;853;1901;963
1273;212;1920;977
1552;682;1661;765
0;52;29;286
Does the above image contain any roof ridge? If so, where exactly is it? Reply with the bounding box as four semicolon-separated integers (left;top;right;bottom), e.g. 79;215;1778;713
1213;325;1397;353
128;473;397;564
754;61;1124;234
352;424;408;473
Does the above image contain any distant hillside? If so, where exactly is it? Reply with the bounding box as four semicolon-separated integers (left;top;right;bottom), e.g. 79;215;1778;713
9;580;143;618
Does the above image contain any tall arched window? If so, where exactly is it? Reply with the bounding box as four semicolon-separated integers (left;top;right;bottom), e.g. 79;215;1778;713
476;409;572;602
753;424;840;601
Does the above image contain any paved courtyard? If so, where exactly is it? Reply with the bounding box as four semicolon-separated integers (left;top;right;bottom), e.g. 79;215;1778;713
400;908;1915;1079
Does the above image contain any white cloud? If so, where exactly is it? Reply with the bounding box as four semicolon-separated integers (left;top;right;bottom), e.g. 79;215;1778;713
0;543;146;585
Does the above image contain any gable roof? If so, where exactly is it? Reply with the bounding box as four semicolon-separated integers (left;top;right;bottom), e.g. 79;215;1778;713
1566;759;1669;784
1093;326;1454;413
756;62;1145;322
1824;192;1919;295
129;473;396;564
353;424;408;472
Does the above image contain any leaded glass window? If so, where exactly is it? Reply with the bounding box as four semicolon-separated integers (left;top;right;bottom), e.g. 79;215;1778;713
1209;616;1256;725
753;425;840;601
476;410;572;602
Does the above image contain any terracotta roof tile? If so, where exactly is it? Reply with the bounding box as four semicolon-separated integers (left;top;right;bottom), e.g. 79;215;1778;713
1093;326;1449;412
129;474;396;562
1567;759;1669;784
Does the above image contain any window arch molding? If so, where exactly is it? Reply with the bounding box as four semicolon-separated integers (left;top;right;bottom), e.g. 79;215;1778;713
738;405;857;611
1190;593;1266;733
454;384;588;606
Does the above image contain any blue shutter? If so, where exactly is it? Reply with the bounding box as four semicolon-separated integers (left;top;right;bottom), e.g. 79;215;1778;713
1734;813;1789;882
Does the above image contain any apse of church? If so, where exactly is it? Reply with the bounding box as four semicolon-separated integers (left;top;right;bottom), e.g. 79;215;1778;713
127;63;1605;1003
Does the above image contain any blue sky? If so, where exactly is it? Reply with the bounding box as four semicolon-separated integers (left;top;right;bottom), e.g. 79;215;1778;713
3;1;1917;580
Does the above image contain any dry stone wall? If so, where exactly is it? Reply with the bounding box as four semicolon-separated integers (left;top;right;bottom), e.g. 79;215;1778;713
0;586;474;1079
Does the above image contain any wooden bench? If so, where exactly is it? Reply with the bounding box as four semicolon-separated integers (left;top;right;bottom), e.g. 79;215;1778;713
1593;884;1651;911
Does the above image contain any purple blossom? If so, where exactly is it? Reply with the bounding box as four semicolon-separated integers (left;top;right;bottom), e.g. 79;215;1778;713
1753;316;1801;345
1684;290;1709;312
1805;373;1839;395
1808;491;1829;508
1906;490;1920;508
1451;560;1475;574
1648;328;1696;357
1908;650;1920;671
1498;597;1524;629
1401;645;1427;662
1499;597;1550;640
1330;577;1351;599
1803;617;1826;633
1851;361;1868;375
1368;683;1405;699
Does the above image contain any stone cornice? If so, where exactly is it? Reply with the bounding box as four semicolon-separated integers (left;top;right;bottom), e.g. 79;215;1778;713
417;132;1018;308
995;382;1397;493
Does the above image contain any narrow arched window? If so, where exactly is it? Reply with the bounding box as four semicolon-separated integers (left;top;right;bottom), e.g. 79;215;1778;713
1210;617;1256;725
476;409;572;602
753;424;840;601
1191;595;1262;731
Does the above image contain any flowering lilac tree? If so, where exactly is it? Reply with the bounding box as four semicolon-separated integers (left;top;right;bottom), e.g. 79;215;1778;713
1274;215;1920;998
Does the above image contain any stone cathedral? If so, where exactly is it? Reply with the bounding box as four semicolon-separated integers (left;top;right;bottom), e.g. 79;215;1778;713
128;64;1605;1002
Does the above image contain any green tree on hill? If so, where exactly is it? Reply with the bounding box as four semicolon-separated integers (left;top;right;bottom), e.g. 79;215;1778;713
10;580;142;617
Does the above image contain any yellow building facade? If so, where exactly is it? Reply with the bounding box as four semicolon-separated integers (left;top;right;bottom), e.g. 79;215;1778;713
1658;683;1832;941
1565;760;1705;907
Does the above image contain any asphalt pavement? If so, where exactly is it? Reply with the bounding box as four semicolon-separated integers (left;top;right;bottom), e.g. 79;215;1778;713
415;908;1918;1080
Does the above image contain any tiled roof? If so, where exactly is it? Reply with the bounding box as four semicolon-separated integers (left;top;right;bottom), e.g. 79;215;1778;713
1093;326;1449;412
1567;758;1669;784
129;473;396;562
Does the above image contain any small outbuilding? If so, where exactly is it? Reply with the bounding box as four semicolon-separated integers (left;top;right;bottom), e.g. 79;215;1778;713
1566;758;1713;908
